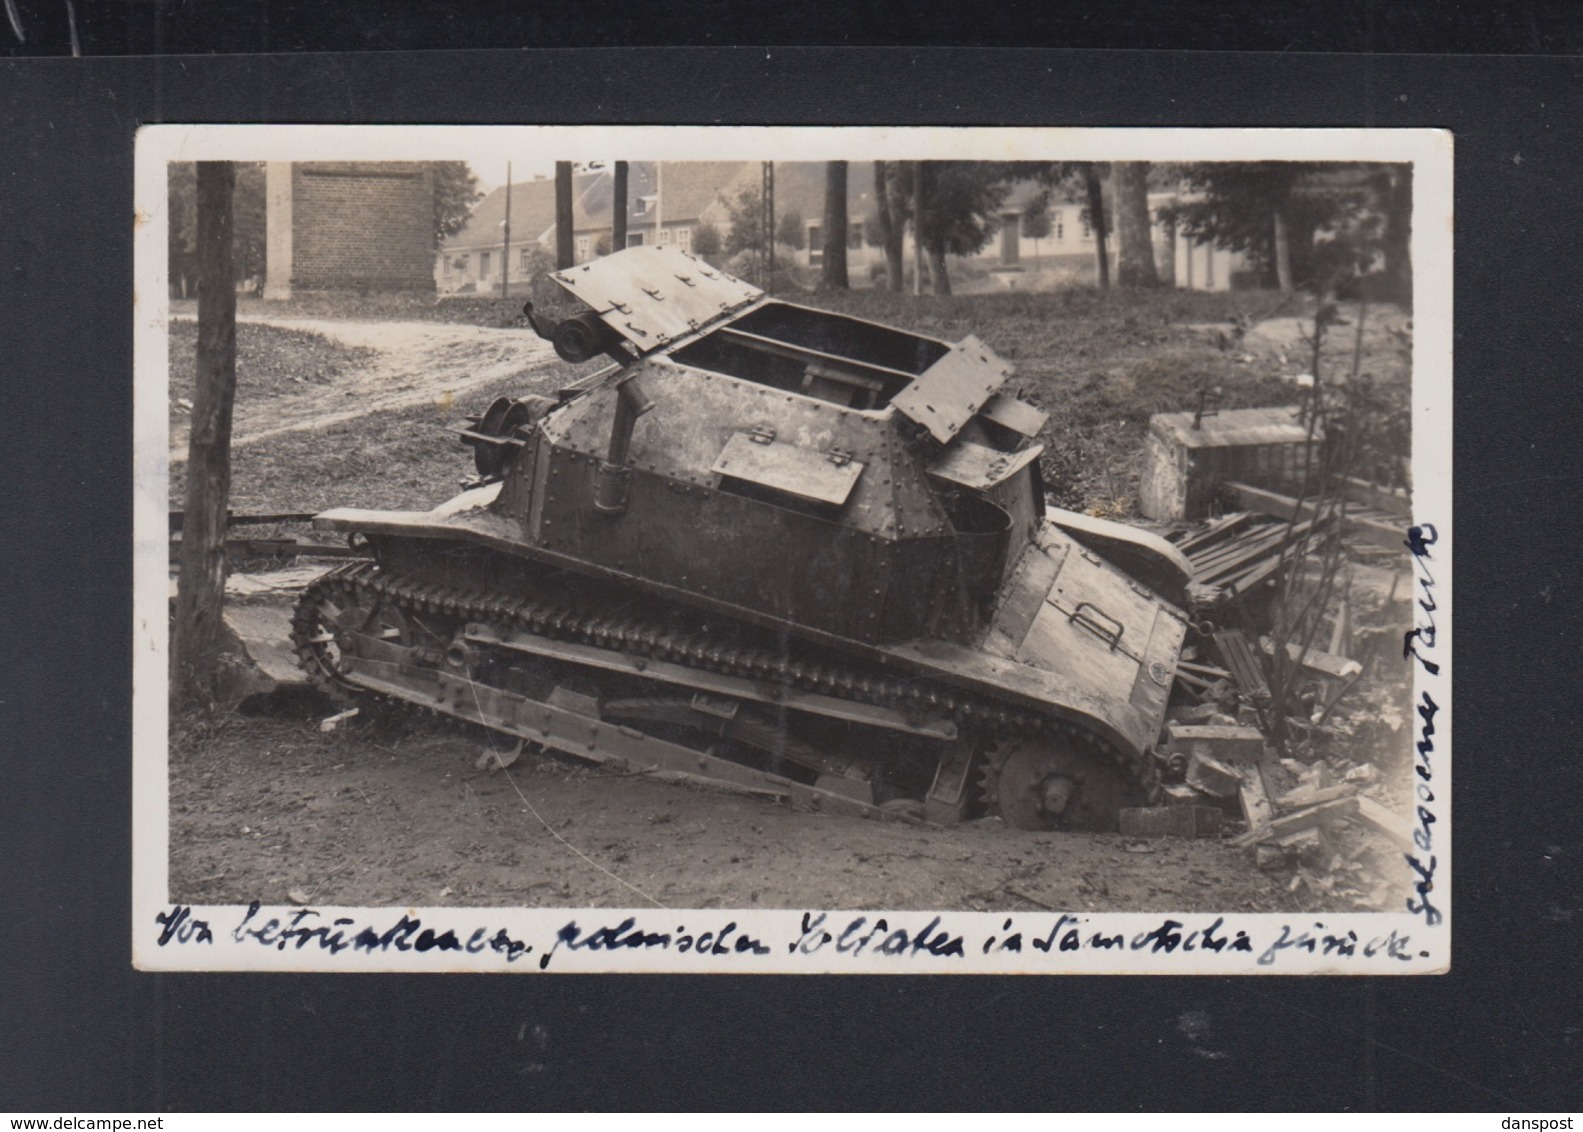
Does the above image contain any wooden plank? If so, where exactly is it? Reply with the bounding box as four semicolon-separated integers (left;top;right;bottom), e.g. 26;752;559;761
1212;629;1271;698
1274;783;1356;810
1337;475;1411;519
1233;796;1359;847
1353;796;1416;850
1238;771;1274;837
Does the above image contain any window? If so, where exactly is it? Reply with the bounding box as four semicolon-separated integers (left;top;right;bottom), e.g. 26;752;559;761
520;248;533;271
576;234;591;261
677;226;692;249
807;221;823;265
627;232;645;247
1080;216;1091;240
1054;210;1064;241
441;256;451;277
479;251;491;279
635;196;654;216
660;226;673;246
849;220;864;248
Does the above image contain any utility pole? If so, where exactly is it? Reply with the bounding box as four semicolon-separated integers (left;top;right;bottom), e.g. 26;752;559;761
912;161;924;297
761;160;775;291
500;161;511;300
655;162;663;247
554;161;574;270
613;161;628;253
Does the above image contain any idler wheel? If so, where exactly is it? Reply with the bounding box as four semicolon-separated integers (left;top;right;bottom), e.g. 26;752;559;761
992;738;1125;832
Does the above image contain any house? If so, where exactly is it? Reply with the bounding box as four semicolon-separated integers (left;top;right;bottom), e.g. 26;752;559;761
437;160;894;291
264;161;436;299
618;160;755;253
435;169;608;295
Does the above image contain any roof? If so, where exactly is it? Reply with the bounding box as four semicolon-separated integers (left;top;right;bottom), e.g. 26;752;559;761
441;171;607;253
624;161;756;227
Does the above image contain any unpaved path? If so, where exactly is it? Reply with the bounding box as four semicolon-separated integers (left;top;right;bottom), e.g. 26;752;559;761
169;316;555;462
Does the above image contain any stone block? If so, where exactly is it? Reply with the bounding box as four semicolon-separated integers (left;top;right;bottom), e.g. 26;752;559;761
1185;751;1243;797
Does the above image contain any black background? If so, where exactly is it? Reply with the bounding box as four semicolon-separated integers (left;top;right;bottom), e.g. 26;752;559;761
3;12;1582;1113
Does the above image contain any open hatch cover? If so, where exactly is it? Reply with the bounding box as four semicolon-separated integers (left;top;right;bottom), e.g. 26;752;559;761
711;431;866;507
550;247;763;353
890;334;1014;444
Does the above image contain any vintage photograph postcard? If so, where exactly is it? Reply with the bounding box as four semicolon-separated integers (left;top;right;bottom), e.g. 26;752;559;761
133;125;1450;974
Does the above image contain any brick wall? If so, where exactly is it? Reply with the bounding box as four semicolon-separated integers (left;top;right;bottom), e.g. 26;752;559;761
289;162;435;292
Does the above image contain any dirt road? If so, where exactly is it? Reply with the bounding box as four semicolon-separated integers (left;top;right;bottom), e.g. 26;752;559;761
169;316;555;461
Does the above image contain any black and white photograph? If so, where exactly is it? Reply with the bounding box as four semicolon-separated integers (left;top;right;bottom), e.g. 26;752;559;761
135;125;1451;974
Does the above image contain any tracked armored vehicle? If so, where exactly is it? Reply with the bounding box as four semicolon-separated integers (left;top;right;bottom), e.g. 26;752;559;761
293;247;1193;831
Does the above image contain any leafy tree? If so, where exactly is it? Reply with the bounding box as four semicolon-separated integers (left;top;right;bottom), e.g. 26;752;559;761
1158;162;1395;293
721;184;766;257
907;161;1017;295
168;161;266;296
691;220;723;259
1020;189;1052;241
1018;188;1052;270
433;161;481;244
775;207;806;250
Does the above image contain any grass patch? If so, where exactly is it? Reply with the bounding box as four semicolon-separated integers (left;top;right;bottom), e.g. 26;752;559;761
169;369;566;513
174;284;1404;520
791;286;1316;513
168;321;379;408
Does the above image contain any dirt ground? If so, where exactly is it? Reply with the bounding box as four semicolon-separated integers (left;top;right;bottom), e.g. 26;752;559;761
165;287;1418;916
168;315;556;462
169;698;1407;914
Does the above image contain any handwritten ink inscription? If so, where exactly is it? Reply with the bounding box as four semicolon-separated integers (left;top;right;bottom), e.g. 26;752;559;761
1402;523;1444;927
152;904;1430;969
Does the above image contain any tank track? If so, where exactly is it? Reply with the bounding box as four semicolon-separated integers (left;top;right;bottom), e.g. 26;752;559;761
291;561;1161;805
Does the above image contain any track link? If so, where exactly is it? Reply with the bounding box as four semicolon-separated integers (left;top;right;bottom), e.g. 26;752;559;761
291;561;1160;806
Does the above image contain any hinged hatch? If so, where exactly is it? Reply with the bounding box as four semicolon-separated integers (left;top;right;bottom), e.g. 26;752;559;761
890;334;1013;444
550;247;763;352
711;431;866;506
927;440;1044;491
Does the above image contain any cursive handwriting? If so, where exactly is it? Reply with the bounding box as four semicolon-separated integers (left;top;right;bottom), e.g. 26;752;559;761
1400;522;1445;926
1402;524;1440;675
539;916;770;970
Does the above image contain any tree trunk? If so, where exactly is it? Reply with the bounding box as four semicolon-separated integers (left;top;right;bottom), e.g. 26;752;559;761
1113;162;1159;287
172;162;238;709
1157;213;1176;287
1382;164;1412;309
554;161;574;270
912;161;924;297
821;160;849;290
612;161;628;253
874;161;904;292
1272;198;1293;293
926;239;952;297
1083;163;1110;291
